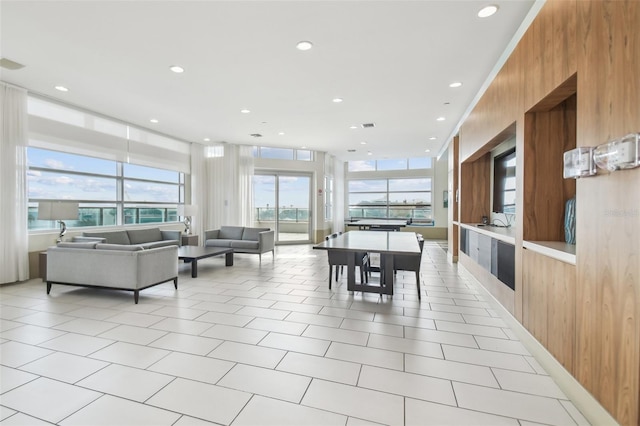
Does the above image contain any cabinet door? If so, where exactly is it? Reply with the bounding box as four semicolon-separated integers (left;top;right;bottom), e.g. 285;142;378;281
468;230;479;262
477;234;492;271
460;228;468;255
497;241;515;290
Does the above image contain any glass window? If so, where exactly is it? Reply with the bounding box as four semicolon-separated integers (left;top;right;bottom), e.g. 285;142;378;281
123;163;180;183
348;177;432;221
296;150;312;161
28;147;184;230
409;157;432;169
376;158;407;171
348;179;387;192
348;160;376;172
259;147;294;160
28;170;117;202
28;147;116;176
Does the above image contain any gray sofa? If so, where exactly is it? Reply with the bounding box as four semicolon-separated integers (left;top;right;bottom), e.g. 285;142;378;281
46;241;178;303
204;226;275;261
74;228;181;249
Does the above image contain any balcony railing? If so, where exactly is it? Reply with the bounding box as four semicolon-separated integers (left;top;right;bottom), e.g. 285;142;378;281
255;207;309;222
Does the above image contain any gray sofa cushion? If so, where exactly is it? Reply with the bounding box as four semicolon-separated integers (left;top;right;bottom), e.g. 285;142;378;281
96;243;144;251
205;239;234;248
83;230;131;245
219;226;244;240
231;240;259;250
57;242;99;249
128;228;163;244
242;227;269;241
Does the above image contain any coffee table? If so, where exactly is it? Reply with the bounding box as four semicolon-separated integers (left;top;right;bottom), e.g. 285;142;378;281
178;246;234;278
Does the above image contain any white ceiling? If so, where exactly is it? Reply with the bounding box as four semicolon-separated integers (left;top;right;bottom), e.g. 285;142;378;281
1;0;539;161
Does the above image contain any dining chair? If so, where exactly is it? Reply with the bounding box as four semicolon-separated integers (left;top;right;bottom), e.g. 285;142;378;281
392;234;425;299
325;233;370;289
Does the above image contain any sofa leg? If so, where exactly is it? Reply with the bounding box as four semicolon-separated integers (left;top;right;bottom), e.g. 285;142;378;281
173;278;178;289
46;281;52;294
134;290;139;304
329;266;332;289
415;271;421;300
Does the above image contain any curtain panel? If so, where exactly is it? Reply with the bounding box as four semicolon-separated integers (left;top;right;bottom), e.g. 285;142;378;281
0;82;29;284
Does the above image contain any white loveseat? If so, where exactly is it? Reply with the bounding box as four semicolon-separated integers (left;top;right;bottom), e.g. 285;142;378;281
46;242;178;303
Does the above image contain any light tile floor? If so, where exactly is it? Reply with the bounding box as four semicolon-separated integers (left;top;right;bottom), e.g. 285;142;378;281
0;242;591;426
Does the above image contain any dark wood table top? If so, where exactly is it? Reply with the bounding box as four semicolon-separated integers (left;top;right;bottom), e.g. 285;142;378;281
178;246;233;260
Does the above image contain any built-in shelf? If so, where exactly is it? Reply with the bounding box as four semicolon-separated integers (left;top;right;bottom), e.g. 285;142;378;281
459;222;516;245
523;240;576;265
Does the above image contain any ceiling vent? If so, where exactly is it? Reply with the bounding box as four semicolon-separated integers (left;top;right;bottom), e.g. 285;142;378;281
0;58;25;70
250;133;263;138
347;149;356;153
361;123;375;129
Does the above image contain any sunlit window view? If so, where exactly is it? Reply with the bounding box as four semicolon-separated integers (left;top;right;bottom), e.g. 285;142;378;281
348;178;432;221
253;174;311;242
347;157;434;222
27;147;183;230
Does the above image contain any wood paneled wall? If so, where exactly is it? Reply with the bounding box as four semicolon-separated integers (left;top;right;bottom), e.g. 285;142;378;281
454;0;639;424
522;249;576;372
459;153;490;224
575;2;640;424
523;91;577;242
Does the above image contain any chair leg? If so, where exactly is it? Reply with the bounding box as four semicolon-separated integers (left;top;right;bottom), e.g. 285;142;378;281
335;266;339;282
329;266;333;289
415;271;421;300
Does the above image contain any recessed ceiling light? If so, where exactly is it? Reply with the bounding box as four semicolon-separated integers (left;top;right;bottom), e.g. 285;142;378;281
296;41;313;51
169;65;184;73
332;98;343;103
278;132;285;135
203;138;210;142
425;149;431;153
436;117;446;121
449;81;463;88
240;109;251;114
478;5;498;18
429;137;437;140
150;118;159;123
301;146;307;149
349;125;358;129
360;141;367;145
54;85;69;92
367;151;372;156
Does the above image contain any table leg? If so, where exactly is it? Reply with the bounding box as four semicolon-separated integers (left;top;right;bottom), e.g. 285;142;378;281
191;260;198;278
347;252;356;291
225;252;234;266
382;254;394;295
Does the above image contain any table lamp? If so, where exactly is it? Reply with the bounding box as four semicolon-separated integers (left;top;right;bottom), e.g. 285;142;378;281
178;204;197;234
38;201;79;243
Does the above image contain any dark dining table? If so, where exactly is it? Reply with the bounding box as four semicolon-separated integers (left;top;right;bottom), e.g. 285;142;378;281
345;219;408;232
313;231;421;295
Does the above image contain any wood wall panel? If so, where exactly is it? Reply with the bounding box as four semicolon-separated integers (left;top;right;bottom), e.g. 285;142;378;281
522;249;576;372
575;1;640;424
523;92;577;242
459;153;490;224
459;53;523;161
454;0;639;423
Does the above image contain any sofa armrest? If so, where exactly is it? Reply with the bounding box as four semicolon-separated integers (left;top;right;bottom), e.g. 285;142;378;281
204;229;220;240
136;245;178;287
160;230;181;244
258;229;275;252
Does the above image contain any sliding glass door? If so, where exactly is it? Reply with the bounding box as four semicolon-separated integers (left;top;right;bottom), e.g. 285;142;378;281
253;172;312;244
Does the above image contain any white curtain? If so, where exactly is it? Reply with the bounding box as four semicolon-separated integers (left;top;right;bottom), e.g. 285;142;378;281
0;83;29;284
204;144;254;230
189;143;207;237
